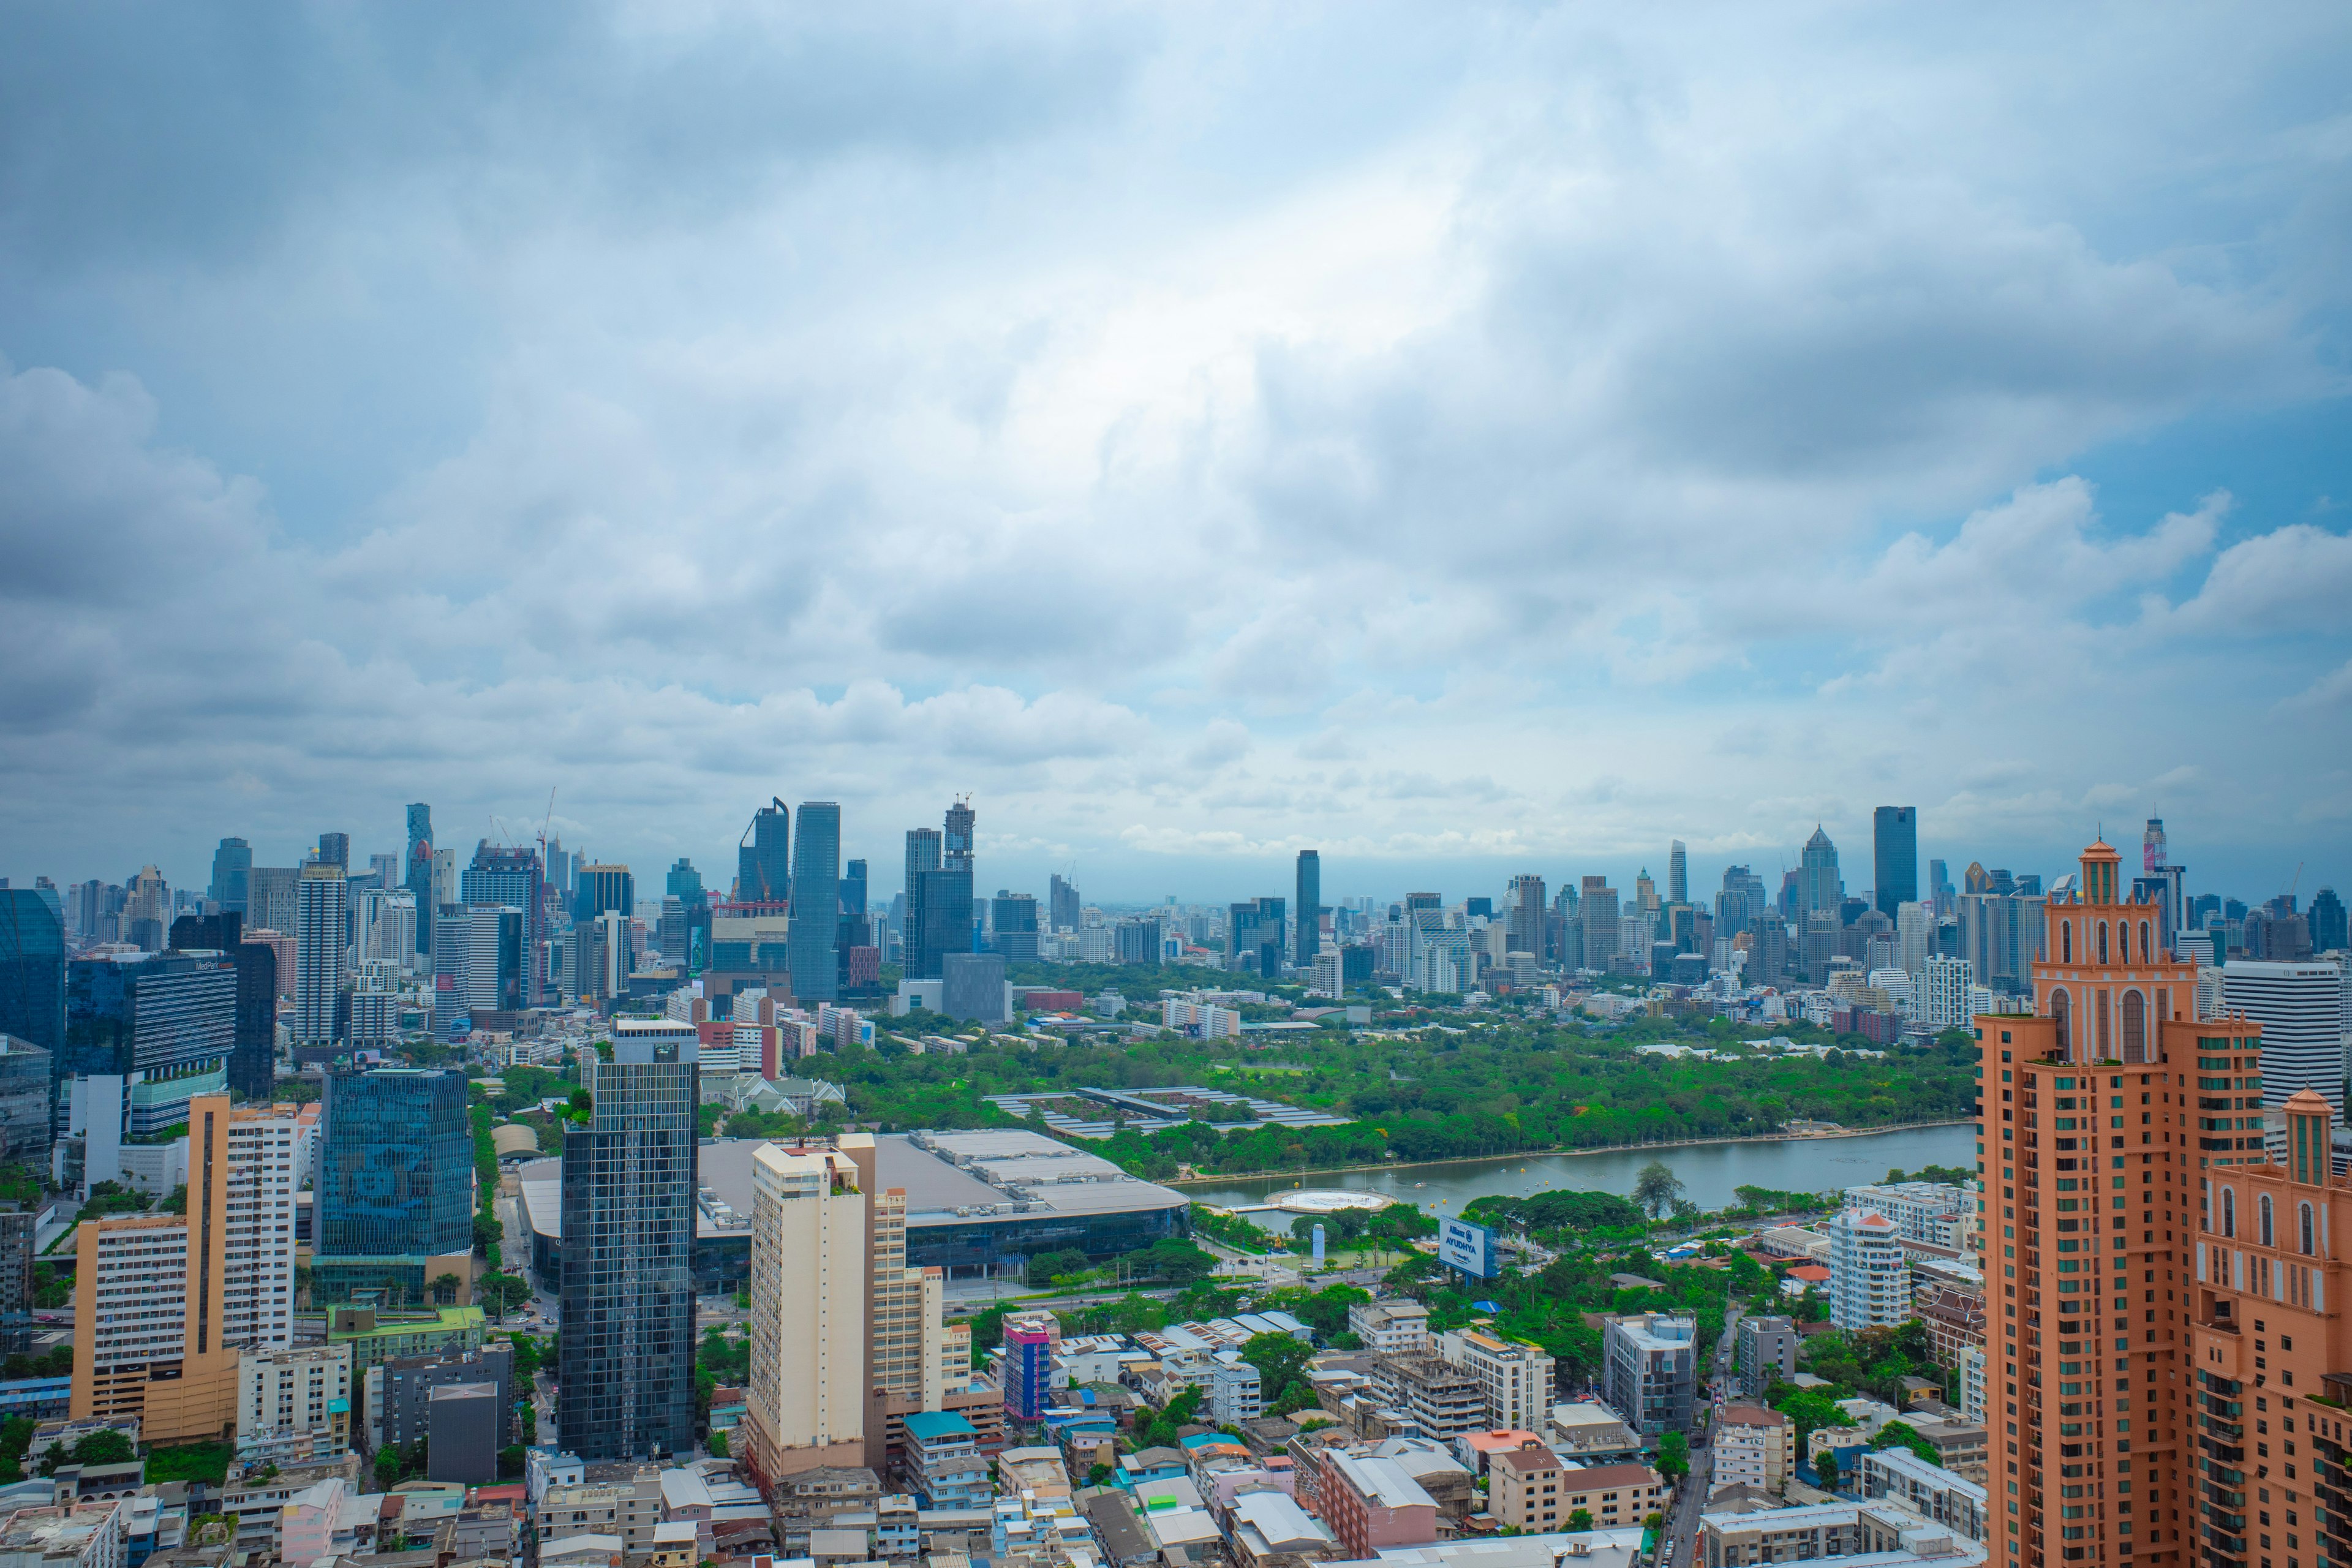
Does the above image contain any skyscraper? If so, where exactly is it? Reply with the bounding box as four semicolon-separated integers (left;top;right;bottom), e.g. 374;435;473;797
1977;835;2204;1568
842;859;868;919
2226;960;2347;1135
1505;875;1547;960
560;1021;699;1460
315;832;349;870
208;839;252;914
1798;827;1842;924
575;864;635;924
1716;866;1766;935
989;894;1039;964
317;1068;473;1260
943;799;975;867
1294;850;1322;967
1580;878;1619;972
2308;886;2346;953
904;829;942;972
0;889;66;1059
741;800;790;904
1229;898;1286;978
666;858;704;905
405;804;434;959
744;1142;870;1476
1667;841;1688;907
1048;874;1080;933
168;911;275;1102
1871;807;1917;921
1927;858;1954;916
790;803;842;1003
293;861;349;1046
459;845;547;1006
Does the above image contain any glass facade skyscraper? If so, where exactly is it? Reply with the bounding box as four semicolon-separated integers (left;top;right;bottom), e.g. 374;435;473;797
739;801;789;904
560;1024;699;1460
208;839;252;914
405;803;435;959
789;802;841;1003
0;889;66;1059
1294;850;1321;967
318;1068;472;1257
168;911;276;1101
1871;806;1918;921
460;845;546;1005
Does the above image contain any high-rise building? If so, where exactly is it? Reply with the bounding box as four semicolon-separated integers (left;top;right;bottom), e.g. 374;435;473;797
2310;886;2347;953
989;895;1039;965
943;799;974;867
842;859;868;919
1922;954;1975;1032
1580;878;1619;972
1716;867;1766;941
1600;1312;1695;1439
559;1021;699;1460
575;864;635;924
0;889;66;1060
741;800;790;904
459;845;547;1006
167;911;276;1102
1826;1208;1907;1331
1048;874;1080;933
1295;851;1322;967
1872;807;1917;921
293;861;349;1046
790;804;842;1004
123;865;170;952
72;1094;298;1442
1229;897;1286;978
208;839;252;914
1927;858;1954;915
1505;875;1547;960
915;863;974;983
1668;841;1688;907
904;829;942;970
666;858;703;905
464;905;524;1013
317;1068;473;1259
2225;960;2347;1136
744;1141;869;1476
1975;835;2206;1568
405;804;435;959
1896;900;1935;981
1798;827;1842;924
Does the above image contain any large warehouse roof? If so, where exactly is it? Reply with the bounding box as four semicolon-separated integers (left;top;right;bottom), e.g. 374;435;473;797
518;1129;1185;1245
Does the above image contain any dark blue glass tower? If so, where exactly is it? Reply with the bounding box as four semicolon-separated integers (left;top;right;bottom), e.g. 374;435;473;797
208;839;252;914
0;891;66;1058
789;802;841;1002
318;1067;473;1256
1872;806;1918;920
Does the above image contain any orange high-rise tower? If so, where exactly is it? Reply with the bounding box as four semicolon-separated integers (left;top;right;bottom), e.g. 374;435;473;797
1976;838;2224;1568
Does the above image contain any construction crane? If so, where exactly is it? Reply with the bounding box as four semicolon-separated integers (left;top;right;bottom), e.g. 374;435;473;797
538;787;557;863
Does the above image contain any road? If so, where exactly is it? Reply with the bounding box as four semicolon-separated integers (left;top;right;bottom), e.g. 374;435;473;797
1662;1304;1744;1568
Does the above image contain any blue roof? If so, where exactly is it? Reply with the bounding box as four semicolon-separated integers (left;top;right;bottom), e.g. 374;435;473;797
903;1411;978;1440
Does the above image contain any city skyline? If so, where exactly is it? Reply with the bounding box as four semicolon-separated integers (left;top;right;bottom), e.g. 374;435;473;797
1;8;2348;902
13;801;2334;917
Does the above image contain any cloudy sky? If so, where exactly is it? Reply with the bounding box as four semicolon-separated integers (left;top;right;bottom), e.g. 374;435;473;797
4;2;2348;908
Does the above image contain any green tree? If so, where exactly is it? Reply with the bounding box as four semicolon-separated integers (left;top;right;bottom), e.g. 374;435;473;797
1568;1509;1593;1532
1814;1452;1840;1493
1144;1239;1216;1283
1241;1332;1313;1409
707;1431;729;1458
1656;1430;1689;1480
1633;1161;1685;1219
1087;1462;1114;1487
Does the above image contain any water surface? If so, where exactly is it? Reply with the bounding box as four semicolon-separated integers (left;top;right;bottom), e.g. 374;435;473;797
1184;1122;1975;1226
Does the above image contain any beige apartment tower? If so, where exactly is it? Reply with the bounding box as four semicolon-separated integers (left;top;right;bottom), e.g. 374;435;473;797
73;1094;300;1442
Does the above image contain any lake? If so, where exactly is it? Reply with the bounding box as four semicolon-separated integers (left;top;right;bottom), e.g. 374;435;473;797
1182;1121;1977;1226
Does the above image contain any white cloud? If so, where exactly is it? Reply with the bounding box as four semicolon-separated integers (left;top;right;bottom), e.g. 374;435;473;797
1;4;2348;897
